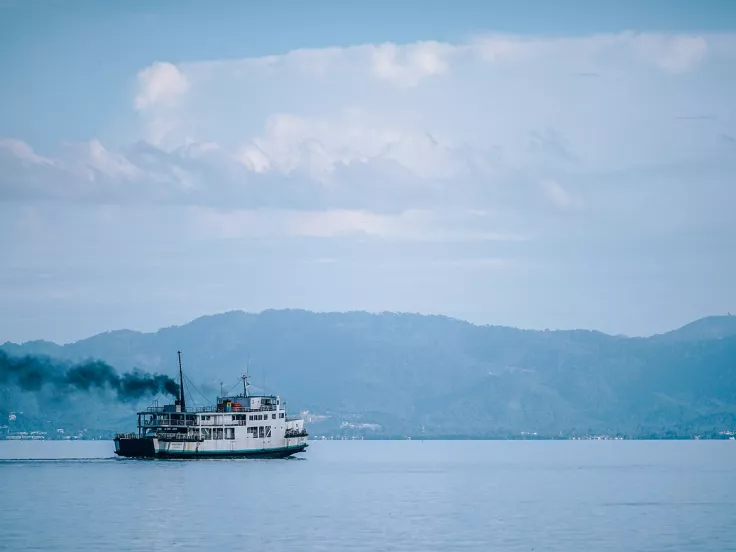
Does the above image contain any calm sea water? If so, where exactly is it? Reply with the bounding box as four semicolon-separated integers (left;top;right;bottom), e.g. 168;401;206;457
0;440;734;551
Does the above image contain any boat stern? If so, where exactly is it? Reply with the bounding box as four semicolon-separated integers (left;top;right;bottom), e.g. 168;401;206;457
114;433;157;458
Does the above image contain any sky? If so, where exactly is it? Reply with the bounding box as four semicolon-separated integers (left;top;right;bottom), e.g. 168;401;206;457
1;0;736;344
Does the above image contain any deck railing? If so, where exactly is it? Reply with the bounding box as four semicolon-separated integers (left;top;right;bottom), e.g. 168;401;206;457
143;419;197;427
193;405;277;413
141;417;277;427
141;405;280;415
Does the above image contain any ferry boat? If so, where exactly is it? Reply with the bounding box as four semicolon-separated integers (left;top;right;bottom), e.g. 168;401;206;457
114;352;308;459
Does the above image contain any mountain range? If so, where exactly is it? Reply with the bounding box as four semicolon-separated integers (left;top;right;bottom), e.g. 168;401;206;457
2;310;736;438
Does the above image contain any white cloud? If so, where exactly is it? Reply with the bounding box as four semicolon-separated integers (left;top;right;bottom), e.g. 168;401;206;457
628;34;708;73
0;138;55;166
471;32;713;75
83;139;141;180
3;32;735;223
134;62;190;111
157;32;732;179
473;36;530;64
235;111;466;181
134;62;192;146
237;145;270;173
370;41;454;87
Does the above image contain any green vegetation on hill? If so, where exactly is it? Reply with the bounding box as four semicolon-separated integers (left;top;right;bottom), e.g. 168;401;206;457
2;310;736;438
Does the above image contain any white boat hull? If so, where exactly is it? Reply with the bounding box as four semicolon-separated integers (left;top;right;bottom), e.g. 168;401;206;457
114;434;308;458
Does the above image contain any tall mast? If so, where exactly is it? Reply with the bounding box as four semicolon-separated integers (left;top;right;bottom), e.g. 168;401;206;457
177;350;186;412
242;358;250;398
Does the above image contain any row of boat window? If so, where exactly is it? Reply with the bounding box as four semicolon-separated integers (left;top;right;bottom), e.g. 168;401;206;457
208;413;284;422
198;426;272;440
247;413;285;421
155;413;286;425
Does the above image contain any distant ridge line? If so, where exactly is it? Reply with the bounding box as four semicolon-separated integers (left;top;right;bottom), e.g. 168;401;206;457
3;309;735;347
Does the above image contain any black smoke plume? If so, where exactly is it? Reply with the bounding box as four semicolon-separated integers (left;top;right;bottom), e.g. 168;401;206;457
0;350;179;401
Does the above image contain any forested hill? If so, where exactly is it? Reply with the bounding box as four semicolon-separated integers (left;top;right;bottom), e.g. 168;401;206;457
2;310;735;438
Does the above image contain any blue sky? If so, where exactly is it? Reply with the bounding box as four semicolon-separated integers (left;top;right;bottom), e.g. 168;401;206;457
1;0;736;343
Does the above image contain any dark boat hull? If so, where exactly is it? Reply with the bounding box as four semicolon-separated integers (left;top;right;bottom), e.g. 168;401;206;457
114;437;308;459
114;437;156;458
